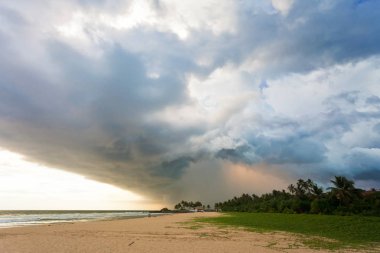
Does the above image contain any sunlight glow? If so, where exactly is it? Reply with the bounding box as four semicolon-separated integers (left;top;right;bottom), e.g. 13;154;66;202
0;149;161;210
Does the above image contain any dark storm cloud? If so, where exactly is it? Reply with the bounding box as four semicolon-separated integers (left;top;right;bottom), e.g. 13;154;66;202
366;96;380;105
0;36;198;197
0;0;380;204
216;145;257;165
223;0;380;78
216;136;327;165
373;123;380;135
253;137;327;164
355;170;380;181
152;156;196;179
346;148;380;180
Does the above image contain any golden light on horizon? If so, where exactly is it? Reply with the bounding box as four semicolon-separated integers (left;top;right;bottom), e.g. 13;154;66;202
0;149;162;210
223;162;290;195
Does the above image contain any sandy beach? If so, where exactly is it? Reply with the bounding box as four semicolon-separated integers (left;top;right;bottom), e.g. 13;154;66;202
0;212;350;253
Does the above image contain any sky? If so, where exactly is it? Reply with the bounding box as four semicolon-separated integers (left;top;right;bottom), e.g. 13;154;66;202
0;0;380;209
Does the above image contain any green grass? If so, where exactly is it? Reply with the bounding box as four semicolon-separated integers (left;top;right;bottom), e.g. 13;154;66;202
197;212;380;250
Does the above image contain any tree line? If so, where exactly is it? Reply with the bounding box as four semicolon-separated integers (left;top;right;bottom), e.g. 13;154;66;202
174;200;203;210
214;176;380;216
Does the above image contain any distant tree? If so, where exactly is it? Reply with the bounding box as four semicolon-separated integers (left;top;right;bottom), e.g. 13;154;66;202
194;201;202;207
311;184;323;197
328;176;356;205
288;184;296;195
174;200;203;210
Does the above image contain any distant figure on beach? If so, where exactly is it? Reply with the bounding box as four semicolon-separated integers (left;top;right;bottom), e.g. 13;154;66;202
148;213;151;218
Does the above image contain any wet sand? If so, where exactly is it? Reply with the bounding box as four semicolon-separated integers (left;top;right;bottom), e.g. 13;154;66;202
0;212;355;253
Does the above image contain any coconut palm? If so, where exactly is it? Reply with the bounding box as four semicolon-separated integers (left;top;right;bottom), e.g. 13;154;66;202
288;184;296;195
311;184;323;197
328;176;356;205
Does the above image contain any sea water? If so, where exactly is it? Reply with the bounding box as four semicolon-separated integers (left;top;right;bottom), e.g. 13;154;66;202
0;210;159;228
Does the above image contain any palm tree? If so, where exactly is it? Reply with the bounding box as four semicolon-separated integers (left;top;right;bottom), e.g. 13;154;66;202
295;179;308;197
288;184;296;195
328;176;356;205
311;184;323;197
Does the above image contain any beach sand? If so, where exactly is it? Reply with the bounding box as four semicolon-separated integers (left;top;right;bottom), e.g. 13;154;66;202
0;212;353;253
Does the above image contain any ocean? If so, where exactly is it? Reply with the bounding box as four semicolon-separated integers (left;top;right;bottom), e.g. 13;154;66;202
0;210;162;228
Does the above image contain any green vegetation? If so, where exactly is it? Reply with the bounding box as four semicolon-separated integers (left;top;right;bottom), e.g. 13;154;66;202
215;176;380;216
198;212;380;250
176;176;380;250
174;200;203;210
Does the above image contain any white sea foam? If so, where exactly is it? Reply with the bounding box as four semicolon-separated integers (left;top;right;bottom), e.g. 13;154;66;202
0;211;161;228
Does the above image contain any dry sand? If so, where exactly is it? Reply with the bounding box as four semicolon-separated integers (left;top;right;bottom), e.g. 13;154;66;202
0;212;356;253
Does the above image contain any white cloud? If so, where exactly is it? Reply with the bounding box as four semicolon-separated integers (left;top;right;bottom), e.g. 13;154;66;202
54;0;237;41
271;0;295;15
150;64;256;129
262;57;380;118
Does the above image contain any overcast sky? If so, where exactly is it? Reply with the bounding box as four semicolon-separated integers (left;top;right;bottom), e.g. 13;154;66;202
1;0;380;208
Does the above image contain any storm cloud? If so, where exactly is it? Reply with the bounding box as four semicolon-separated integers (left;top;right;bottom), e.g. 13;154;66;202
0;0;380;204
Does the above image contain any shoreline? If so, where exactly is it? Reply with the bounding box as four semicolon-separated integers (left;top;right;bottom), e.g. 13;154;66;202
0;212;348;253
0;213;170;230
0;210;169;229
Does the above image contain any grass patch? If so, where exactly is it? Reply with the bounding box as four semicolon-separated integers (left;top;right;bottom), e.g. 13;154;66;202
186;224;203;230
197;212;380;250
199;233;209;238
178;221;204;230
